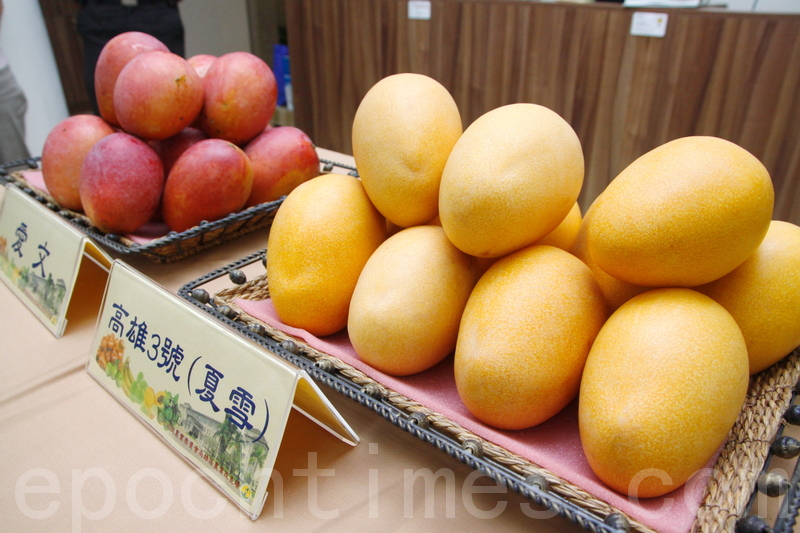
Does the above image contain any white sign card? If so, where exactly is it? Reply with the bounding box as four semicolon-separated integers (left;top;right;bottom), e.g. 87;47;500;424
630;11;669;38
0;184;112;337
86;261;358;520
624;0;703;7
408;0;432;20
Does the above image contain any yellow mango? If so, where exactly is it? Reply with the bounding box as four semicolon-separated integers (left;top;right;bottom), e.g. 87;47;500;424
698;220;800;374
352;73;462;228
579;288;749;498
266;174;386;336
348;225;479;376
439;103;584;258
536;201;582;251
587;136;774;287
571;200;649;312
455;245;606;430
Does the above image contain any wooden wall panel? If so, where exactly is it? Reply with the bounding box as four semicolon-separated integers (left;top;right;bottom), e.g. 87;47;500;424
246;0;286;67
38;0;92;116
286;0;800;224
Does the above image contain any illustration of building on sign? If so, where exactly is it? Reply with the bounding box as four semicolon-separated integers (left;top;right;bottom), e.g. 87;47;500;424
179;402;270;490
0;248;66;323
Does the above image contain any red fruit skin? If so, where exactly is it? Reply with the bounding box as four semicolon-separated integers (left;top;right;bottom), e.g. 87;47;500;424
41;115;115;211
199;51;278;146
114;50;205;141
94;31;169;126
150;127;209;176
162;139;254;232
79;132;165;234
187;54;217;78
243;126;321;206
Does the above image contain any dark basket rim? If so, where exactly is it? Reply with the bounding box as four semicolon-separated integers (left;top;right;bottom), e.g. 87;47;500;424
0;156;357;263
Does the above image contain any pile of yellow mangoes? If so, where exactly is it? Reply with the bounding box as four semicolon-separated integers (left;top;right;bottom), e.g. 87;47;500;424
264;73;800;499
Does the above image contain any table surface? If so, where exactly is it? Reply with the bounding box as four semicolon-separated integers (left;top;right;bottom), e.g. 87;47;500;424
0;149;795;533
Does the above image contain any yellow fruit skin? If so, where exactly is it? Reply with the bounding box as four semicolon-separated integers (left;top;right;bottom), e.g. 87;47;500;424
454;245;607;430
465;201;581;278
579;288;749;498
352;73;462;228
348;226;479;376
266;174;386;336
697;220;800;374
439;103;584;258
571;201;649;311
535;202;582;251
587;136;774;287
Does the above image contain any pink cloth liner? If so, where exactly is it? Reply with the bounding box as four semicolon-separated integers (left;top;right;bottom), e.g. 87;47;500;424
235;296;721;533
19;170;168;244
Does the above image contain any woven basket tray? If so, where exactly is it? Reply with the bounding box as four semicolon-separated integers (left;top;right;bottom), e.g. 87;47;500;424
0;157;355;263
179;251;800;533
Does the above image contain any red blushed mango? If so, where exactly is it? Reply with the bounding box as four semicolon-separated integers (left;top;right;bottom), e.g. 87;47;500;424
200;51;278;146
79;132;165;234
162;139;253;232
187;54;216;78
243;126;320;206
41;114;115;211
94;31;169;126
150;127;209;176
114;50;204;141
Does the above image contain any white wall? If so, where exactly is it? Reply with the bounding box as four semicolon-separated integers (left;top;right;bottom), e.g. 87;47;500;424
0;0;69;159
726;0;800;12
179;0;251;58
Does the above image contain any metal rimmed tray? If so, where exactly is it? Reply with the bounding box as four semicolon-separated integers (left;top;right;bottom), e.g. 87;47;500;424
177;250;800;533
0;156;357;263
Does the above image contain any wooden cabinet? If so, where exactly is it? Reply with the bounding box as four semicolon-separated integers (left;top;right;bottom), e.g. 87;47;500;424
286;0;800;224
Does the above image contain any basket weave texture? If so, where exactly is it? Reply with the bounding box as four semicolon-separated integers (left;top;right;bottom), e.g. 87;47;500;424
213;272;800;533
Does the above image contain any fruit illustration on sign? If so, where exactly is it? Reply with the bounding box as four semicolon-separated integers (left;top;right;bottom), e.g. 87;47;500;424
161;139;253;232
41;114;115;211
243;126;320;206
94;31;169;126
96;333;124;371
79;132;165;234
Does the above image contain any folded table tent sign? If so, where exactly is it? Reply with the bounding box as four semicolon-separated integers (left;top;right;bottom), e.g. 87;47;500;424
0;184;113;337
86;261;358;520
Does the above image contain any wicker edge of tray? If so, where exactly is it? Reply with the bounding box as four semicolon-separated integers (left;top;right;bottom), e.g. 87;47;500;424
210;271;800;533
0;156;358;263
0;168;281;263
